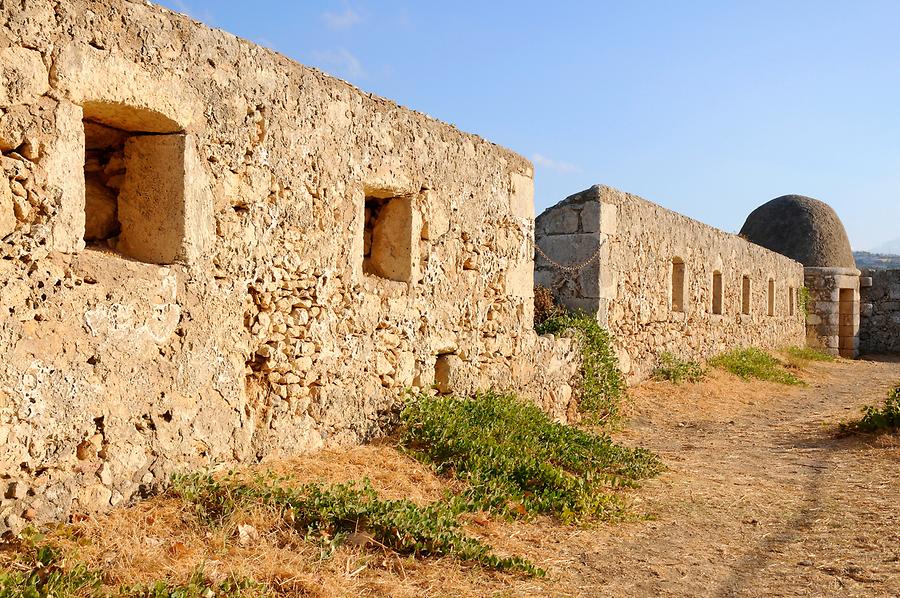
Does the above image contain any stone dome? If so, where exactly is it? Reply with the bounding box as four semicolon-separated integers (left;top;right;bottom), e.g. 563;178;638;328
739;195;856;268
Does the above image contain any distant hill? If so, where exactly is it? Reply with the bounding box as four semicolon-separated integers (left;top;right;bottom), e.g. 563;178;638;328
871;237;900;255
854;251;900;269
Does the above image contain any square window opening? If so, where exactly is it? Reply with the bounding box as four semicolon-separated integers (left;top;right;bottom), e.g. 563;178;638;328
81;104;188;265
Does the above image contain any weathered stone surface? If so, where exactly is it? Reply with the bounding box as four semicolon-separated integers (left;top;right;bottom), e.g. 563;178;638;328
0;179;14;237
740;194;856;269
0;47;49;105
859;268;900;354
0;0;579;532
536;185;806;382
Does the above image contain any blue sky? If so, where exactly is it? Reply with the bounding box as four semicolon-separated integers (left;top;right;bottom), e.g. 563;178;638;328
158;0;900;251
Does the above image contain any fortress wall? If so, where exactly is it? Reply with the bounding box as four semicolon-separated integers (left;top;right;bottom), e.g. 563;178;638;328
0;0;580;531
860;269;900;354
536;185;806;382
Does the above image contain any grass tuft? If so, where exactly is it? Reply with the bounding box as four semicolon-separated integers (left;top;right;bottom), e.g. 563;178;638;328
709;347;803;385
652;352;705;384
172;473;543;577
783;346;836;363
536;312;626;423
0;530;262;598
399;391;661;523
0;532;102;598
839;386;900;434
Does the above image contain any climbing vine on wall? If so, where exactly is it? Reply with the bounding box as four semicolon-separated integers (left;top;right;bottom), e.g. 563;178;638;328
798;285;811;317
536;312;626;424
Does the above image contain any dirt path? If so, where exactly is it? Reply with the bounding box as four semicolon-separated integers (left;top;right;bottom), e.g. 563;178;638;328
493;355;900;597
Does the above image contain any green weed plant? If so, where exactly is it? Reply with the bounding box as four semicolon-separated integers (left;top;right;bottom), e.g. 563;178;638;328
652;352;705;384
709;347;803;385
399;392;661;523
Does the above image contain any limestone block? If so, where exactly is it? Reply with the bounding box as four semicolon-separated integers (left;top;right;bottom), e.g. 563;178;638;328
509;172;534;219
43;100;85;253
599;201;617;234
52;44;196;132
0;180;14;237
579;201;600;234
421;201;450;240
577;264;600;299
889;284;900;300
117;134;212;264
538;207;578;235
0;47;49;105
0;105;31;152
368;196;418;282
434;353;466;395
505;257;534;299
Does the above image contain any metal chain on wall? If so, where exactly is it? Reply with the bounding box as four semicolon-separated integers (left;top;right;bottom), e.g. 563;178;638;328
529;236;605;274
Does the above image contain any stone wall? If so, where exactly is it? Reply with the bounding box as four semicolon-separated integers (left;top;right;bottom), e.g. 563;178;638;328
804;267;861;358
535;185;807;382
0;0;580;532
859;269;900;354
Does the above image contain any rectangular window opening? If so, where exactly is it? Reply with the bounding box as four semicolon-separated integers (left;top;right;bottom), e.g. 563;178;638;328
671;258;686;312
82;107;189;265
363;194;414;283
767;279;775;316
789;286;795;316
741;275;751;315
712;271;723;315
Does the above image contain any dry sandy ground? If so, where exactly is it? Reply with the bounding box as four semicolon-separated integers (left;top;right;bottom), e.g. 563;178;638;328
33;355;900;597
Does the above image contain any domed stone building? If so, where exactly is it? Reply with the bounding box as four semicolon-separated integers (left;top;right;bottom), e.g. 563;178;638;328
740;195;860;357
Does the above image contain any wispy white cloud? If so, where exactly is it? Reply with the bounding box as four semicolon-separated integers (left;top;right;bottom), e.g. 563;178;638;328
310;48;364;79
532;153;580;174
322;7;362;29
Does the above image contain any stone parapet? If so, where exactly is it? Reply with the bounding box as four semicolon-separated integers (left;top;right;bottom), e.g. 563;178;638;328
859;268;900;354
535;185;807;383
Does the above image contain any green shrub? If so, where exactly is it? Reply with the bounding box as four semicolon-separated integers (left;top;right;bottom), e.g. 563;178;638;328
783;346;835;362
172;473;542;576
840;386;900;434
709;347;803;385
652;352;705;384
536;312;626;423
400;392;661;523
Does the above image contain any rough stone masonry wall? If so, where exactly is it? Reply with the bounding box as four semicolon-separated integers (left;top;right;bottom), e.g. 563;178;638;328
859;268;900;354
0;0;580;532
536;185;806;382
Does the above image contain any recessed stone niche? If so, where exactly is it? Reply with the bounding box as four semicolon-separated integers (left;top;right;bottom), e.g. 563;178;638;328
363;193;417;282
80;102;212;264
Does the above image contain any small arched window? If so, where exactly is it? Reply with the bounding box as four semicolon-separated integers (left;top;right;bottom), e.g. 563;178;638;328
712;271;723;315
671;257;686;312
741;275;751;315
